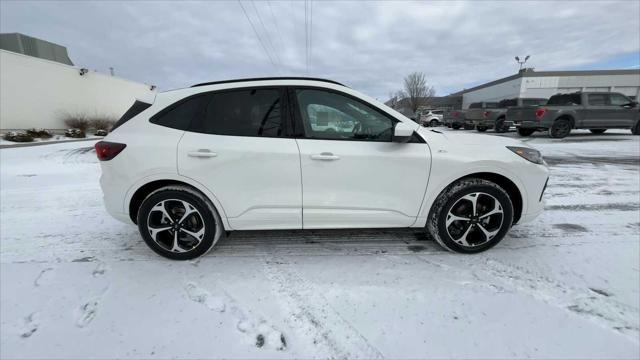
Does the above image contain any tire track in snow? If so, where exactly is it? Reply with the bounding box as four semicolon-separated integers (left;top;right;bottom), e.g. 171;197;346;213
262;257;384;359
454;256;639;340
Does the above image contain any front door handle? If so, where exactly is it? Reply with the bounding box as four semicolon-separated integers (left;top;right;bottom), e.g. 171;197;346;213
310;152;340;161
188;149;217;158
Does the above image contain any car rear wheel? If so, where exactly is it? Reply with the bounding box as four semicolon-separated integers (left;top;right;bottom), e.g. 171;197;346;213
430;119;438;127
137;186;224;260
517;128;535;137
452;124;461;130
633;122;640;135
476;126;488;132
589;129;607;134
427;178;514;253
549;119;572;138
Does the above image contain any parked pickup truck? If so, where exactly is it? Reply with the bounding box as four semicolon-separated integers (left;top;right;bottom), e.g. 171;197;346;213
443;109;465;129
507;92;639;138
471;98;547;133
464;102;498;130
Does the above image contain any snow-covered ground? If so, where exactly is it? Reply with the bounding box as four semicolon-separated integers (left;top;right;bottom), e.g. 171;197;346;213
1;129;639;359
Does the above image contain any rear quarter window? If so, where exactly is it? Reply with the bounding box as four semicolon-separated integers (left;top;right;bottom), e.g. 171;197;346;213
150;95;206;130
111;100;151;131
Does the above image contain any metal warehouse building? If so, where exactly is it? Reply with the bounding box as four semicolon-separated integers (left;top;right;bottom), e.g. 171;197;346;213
452;68;640;109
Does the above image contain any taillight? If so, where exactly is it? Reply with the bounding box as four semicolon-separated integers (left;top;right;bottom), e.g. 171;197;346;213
483;111;491;119
453;111;459;118
535;108;547;121
95;141;126;161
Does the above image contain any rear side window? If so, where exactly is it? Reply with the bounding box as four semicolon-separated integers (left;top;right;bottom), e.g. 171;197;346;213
587;94;609;106
150;95;205;130
190;89;284;137
548;94;582;105
485;102;498;109
112;100;151;131
469;103;482;109
498;98;517;107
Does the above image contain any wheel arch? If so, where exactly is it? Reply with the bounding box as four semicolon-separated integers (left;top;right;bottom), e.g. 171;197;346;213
555;113;575;128
125;175;231;229
421;169;525;226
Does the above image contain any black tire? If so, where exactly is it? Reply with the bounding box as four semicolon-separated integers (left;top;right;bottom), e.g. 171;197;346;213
429;120;438;127
452;124;461;130
476;126;488;132
517;128;535;137
633;122;640;135
427;178;514;253
549;118;572;139
137;185;224;260
495;118;508;133
589;129;606;134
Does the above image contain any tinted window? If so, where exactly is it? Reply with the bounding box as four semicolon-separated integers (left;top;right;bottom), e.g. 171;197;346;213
469;103;482;109
610;93;631;106
190;89;283;137
433;110;444;115
547;94;582;105
498;98;517;108
522;98;547;106
588;94;608;106
295;89;394;141
113;100;151;131
485;102;498;109
151;95;205;130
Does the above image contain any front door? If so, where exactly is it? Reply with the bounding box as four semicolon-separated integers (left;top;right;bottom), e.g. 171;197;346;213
177;87;302;230
291;87;431;229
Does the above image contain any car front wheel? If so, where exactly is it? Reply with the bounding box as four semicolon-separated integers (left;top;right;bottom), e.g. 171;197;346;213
476;126;488;132
427;178;514;253
137;186;224;260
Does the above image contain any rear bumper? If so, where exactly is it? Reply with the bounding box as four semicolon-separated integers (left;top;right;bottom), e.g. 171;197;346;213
472;120;494;128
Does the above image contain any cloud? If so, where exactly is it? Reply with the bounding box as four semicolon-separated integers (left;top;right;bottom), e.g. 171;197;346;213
1;0;638;99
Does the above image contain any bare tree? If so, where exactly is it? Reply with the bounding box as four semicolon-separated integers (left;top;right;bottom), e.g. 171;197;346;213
403;72;435;114
386;90;405;109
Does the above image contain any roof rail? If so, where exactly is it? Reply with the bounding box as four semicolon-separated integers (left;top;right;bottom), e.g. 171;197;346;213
191;77;345;88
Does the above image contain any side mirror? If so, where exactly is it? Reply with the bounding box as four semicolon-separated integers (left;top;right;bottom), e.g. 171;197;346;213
393;122;415;143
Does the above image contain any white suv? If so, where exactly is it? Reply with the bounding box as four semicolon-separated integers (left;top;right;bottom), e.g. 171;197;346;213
97;77;549;260
419;109;444;127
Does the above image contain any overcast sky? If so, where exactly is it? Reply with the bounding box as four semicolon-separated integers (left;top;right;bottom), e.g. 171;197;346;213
1;0;639;99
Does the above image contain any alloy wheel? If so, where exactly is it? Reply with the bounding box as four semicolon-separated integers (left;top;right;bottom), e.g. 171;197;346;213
146;199;206;253
445;192;504;248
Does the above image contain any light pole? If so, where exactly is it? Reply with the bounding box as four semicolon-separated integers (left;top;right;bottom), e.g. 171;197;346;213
515;55;530;70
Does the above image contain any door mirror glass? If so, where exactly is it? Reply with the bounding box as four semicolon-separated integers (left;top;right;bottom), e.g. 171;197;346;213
393;122;415;143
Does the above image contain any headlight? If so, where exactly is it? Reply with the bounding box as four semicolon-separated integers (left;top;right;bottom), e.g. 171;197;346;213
507;146;544;164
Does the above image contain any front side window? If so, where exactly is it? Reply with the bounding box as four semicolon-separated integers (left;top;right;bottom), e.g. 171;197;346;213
295;89;394;141
610;93;631;106
588;94;609;106
190;88;284;137
499;99;517;108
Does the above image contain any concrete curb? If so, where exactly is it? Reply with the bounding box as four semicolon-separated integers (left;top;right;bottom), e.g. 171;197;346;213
0;137;102;149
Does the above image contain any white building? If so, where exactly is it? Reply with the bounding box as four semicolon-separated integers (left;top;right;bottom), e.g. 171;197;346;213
453;69;640;109
0;33;156;130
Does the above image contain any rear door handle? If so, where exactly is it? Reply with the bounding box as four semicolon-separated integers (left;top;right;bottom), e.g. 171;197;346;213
310;152;340;161
188;149;217;158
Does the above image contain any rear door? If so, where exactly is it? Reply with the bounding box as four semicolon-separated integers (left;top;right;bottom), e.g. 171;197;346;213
177;87;302;230
291;87;430;229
